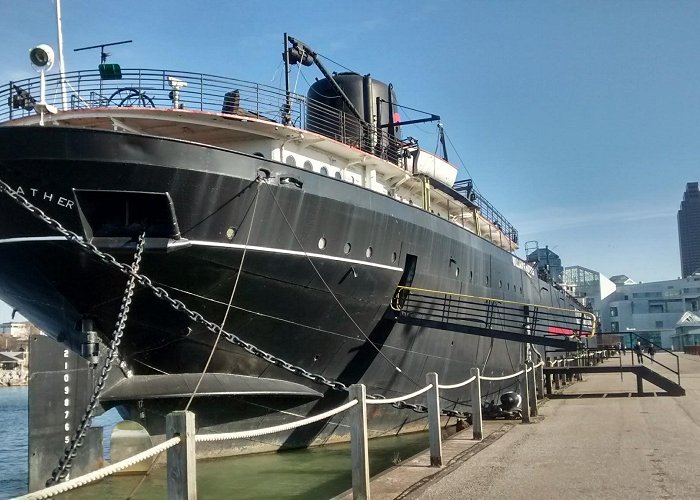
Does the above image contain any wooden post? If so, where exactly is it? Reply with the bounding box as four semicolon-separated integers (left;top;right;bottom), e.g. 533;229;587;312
576;354;583;381
166;411;196;500
527;361;538;417
470;367;483;440
349;384;370;500
535;359;544;399
636;374;644;396
520;363;530;423
426;372;442;467
545;358;552;396
554;358;561;390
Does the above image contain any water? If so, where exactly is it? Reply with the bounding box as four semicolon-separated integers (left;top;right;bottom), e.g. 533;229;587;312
0;387;27;498
0;388;430;499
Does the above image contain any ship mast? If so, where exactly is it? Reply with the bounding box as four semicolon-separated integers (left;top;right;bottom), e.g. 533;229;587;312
55;0;68;110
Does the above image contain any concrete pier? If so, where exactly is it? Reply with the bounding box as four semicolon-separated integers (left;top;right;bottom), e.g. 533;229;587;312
336;352;700;499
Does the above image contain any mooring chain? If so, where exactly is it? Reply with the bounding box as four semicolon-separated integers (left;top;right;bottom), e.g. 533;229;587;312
47;233;147;486
0;179;470;418
0;179;349;393
387;400;470;419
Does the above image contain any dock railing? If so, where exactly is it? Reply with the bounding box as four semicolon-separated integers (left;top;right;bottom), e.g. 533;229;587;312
543;348;611;393
626;332;681;385
17;361;546;500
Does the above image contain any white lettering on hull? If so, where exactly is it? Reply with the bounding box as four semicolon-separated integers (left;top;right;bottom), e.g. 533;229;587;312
15;185;74;210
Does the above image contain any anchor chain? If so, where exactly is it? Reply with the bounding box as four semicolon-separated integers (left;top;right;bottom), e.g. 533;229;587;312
47;232;147;486
387;400;470;419
0;179;471;417
0;179;349;393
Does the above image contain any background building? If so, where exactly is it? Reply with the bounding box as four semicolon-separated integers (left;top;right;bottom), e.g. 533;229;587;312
0;321;39;351
562;266;616;316
599;273;700;348
672;312;700;350
678;182;700;278
609;275;636;287
526;246;563;283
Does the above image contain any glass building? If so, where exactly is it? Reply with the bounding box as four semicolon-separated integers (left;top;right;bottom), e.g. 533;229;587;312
678;182;700;278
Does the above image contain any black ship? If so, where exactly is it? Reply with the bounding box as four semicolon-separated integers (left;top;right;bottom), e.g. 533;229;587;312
0;35;594;471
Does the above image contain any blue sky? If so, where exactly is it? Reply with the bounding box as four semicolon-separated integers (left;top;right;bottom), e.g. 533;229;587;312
1;0;699;322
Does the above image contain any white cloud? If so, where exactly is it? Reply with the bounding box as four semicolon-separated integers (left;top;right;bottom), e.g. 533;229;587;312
512;202;676;235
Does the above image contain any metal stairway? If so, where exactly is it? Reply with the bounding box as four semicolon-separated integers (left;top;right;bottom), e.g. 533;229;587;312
544;363;685;396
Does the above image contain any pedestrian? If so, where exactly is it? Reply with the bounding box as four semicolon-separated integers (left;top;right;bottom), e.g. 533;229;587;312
621;343;626;356
648;344;656;361
633;341;643;364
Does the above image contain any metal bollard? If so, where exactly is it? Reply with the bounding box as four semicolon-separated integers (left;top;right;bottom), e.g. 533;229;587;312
520;363;530;423
470;367;483;440
349;384;370;500
166;411;197;500
426;372;442;467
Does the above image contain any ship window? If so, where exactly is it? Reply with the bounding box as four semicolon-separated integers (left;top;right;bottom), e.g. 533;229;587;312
455;267;460;277
318;237;327;250
507;283;510;290
303;160;313;170
469;270;473;282
391;252;398;263
285;155;296;166
344;243;351;254
320;166;328;176
366;246;373;259
335;172;342;180
486;276;490;286
499;280;502;288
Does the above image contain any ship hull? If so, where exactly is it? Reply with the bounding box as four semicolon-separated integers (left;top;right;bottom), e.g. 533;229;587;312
0;126;556;454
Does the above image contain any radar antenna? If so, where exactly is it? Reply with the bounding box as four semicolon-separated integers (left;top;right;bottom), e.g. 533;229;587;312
73;40;132;80
73;39;132;63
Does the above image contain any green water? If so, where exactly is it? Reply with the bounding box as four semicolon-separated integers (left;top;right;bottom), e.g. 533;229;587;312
62;431;430;499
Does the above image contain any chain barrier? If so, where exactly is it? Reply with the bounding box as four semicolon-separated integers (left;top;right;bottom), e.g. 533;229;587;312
47;233;147;486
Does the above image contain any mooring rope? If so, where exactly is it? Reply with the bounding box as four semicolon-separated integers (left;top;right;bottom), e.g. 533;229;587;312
185;181;261;411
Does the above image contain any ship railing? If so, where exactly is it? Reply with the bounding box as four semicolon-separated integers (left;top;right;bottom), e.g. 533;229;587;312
1;69;407;165
18;362;547;499
453;179;519;245
2;70;527;241
390;285;598;339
